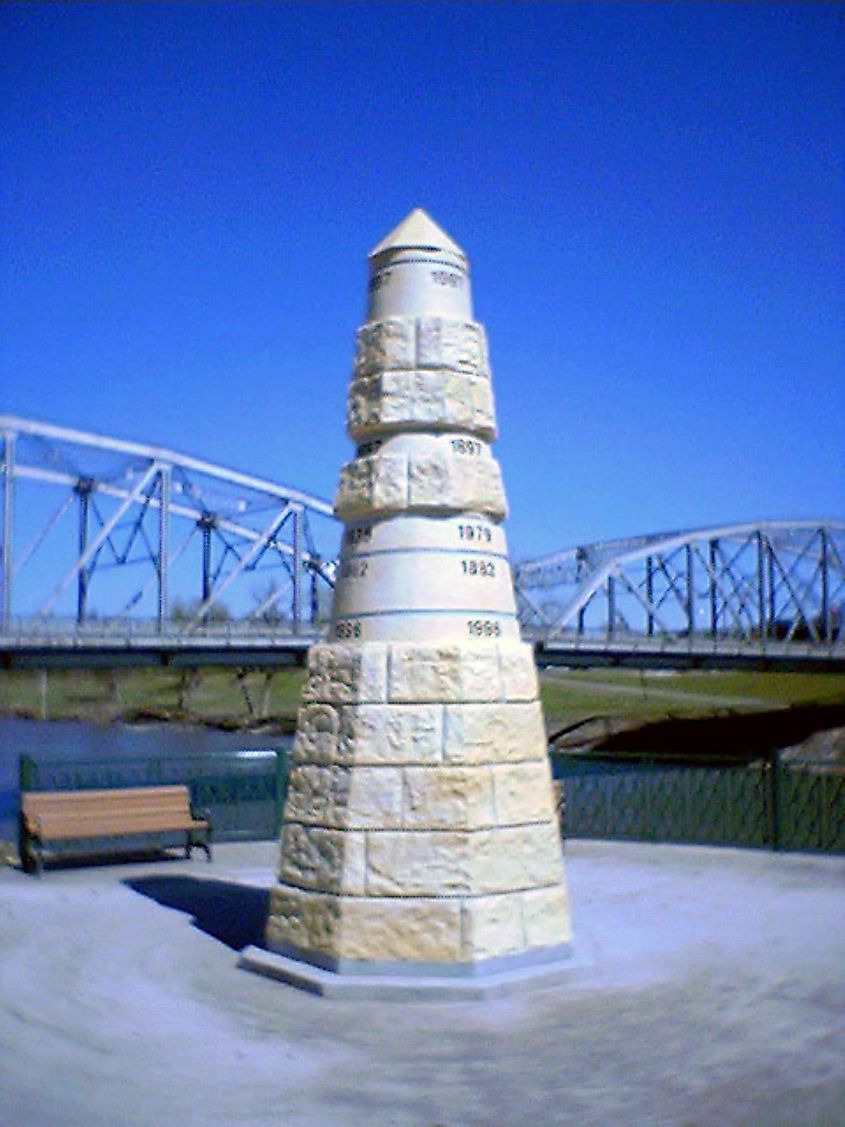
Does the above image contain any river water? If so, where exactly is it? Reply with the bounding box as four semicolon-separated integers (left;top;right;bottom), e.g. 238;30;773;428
0;717;293;845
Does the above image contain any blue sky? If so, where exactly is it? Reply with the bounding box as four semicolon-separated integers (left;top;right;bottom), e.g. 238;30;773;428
2;2;843;565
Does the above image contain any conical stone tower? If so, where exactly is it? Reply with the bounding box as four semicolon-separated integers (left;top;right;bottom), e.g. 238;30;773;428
252;210;572;997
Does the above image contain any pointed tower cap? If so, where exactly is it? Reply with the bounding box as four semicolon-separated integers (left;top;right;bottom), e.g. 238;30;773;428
369;207;466;260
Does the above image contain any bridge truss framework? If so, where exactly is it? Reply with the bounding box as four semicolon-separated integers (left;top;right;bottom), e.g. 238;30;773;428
515;521;845;666
2;416;843;669
0;415;338;637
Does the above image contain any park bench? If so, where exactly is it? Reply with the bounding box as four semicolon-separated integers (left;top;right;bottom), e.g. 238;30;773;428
19;785;212;875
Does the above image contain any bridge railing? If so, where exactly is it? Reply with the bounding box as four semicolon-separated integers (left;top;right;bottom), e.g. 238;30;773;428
530;628;844;660
0;616;327;642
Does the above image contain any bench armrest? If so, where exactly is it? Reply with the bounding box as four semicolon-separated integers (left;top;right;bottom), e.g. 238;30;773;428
191;805;213;829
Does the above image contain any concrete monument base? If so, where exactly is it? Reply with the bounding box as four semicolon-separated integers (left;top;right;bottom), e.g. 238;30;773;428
239;941;578;1001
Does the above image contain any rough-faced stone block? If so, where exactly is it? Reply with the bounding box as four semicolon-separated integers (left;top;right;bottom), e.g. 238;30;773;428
402;766;495;829
334;453;409;519
333;459;372;520
280;823;366;895
365;830;475;896
382;371;444;427
406;451;507;519
354;318;415;377
461;894;526;960
521;884;573;948
468;459;507;520
492;762;557;825
346;370;497;440
301;643;388;705
347;766;404;828
339;704;443;765
266;885;341;956
498;643;540;701
338;897;462;962
471;378;496;434
456;648;502;701
406;453;457;509
443;702;547;764
346;377;381;433
336;448;506;520
471;824;566;894
371;453;410;512
416;317;489;377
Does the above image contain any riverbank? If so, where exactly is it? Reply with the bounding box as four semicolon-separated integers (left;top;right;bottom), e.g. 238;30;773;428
2;839;843;1126
2;665;843;734
0;666;304;732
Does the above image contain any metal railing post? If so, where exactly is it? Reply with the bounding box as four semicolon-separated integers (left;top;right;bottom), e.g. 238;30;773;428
769;750;784;851
274;748;290;835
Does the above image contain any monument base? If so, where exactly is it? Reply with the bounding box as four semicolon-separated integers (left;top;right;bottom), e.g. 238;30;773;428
239;941;578;1001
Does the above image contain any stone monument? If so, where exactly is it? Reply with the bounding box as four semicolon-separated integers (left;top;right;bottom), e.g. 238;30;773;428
242;209;572;998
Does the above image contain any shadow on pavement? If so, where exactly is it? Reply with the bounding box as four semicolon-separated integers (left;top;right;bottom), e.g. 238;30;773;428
125;875;269;951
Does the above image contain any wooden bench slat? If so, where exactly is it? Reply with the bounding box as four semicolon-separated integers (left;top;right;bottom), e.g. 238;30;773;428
35;820;207;840
30;802;199;818
33;813;208;829
23;786;192;809
20;784;213;872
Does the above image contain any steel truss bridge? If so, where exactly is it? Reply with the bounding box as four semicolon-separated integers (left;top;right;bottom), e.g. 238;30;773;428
1;416;843;670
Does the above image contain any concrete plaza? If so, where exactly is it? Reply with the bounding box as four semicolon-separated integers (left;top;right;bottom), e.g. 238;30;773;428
1;839;843;1126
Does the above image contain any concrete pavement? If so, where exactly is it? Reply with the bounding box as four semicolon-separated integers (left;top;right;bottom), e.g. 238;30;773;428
1;839;843;1126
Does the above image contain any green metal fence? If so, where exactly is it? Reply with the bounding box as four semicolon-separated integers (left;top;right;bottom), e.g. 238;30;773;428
19;748;844;855
551;753;845;854
19;749;291;843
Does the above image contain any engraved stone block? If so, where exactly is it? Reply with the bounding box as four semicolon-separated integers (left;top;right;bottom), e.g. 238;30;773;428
279;823;366;895
291;704;341;764
443;702;547;764
301;643;388;705
387;644;502;704
283;764;351;825
492;762;557;825
460;893;526;960
521;884;573;948
339;704;443;765
266;886;341;956
365;830;476;896
402;766;495;829
366;823;563;897
387;643;464;702
283;763;405;829
339;897;462;962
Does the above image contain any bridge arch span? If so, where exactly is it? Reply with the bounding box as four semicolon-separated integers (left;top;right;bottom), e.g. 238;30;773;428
515;520;845;664
0;415;339;631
